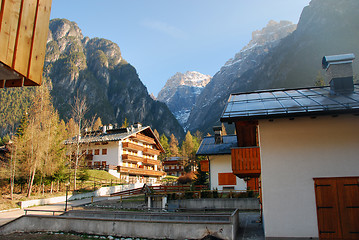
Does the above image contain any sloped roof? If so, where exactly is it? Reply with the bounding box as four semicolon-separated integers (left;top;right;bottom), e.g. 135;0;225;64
221;84;359;122
65;126;165;152
196;135;237;156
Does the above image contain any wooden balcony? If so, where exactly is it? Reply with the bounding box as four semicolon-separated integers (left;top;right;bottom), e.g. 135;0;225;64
122;142;143;152
144;158;161;166
122;154;143;163
0;0;52;88
117;166;165;177
132;133;156;144
231;147;261;178
143;147;161;156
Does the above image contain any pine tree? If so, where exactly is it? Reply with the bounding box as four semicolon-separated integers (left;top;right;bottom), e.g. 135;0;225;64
159;134;170;160
93;117;102;131
169;134;179;157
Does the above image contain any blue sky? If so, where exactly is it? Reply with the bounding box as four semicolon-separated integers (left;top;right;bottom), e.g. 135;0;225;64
50;0;311;96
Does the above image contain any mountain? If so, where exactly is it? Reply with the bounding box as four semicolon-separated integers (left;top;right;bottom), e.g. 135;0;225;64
157;71;211;129
45;19;185;138
186;20;297;133
187;0;359;134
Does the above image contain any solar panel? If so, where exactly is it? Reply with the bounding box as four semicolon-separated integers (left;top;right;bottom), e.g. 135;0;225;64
221;85;359;121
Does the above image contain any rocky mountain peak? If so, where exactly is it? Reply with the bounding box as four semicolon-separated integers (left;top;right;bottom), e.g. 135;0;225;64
157;71;211;129
47;18;83;42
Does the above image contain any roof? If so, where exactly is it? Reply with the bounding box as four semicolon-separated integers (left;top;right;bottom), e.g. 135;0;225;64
65;126;165;152
221;85;359;122
196;135;237;156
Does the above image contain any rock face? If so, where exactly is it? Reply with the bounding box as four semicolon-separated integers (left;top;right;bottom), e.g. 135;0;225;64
45;19;184;138
187;0;359;134
186;20;297;133
157;71;211;129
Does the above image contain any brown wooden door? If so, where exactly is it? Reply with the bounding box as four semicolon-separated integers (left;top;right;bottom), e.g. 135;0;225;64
314;177;359;240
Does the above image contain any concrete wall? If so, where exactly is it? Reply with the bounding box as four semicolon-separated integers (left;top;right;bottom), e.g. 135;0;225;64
0;211;239;240
209;155;246;191
169;198;260;210
19;183;144;208
259;114;359;238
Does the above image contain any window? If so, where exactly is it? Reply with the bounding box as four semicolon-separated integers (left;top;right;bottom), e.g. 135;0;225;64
102;149;107;155
88;149;93;155
94;149;100;155
218;173;237;185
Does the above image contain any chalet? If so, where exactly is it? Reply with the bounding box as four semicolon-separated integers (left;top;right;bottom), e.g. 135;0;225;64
66;123;166;184
162;157;186;177
196;127;247;191
0;0;52;88
220;53;359;239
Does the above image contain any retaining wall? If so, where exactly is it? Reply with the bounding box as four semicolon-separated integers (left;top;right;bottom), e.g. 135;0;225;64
19;183;144;209
0;210;239;240
169;198;260;210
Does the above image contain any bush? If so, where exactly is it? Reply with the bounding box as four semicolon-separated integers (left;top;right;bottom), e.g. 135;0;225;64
177;172;194;185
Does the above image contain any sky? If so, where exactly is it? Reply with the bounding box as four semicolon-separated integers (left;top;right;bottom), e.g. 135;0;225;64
50;0;311;96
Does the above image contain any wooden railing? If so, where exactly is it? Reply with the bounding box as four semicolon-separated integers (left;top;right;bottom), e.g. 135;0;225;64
133;133;156;144
122;142;144;151
143;147;161;156
144;158;161;166
117;166;165;177
231;147;261;178
122;154;143;163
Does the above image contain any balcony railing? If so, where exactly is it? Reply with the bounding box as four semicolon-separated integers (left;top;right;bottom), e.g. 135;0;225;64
122;142;144;152
231;147;261;178
133;133;156;144
144;158;161;166
117;166;165;177
143;147;161;156
122;154;143;163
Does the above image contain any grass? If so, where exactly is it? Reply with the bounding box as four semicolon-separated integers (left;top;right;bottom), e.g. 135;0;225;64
86;169;121;182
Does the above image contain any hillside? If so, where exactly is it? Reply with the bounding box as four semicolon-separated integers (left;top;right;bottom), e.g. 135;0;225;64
186;0;359;134
0;19;185;139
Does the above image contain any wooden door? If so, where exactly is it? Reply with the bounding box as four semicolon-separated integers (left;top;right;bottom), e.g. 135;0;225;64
314;177;359;239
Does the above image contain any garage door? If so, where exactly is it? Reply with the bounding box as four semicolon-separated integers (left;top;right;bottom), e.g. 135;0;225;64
314;177;359;239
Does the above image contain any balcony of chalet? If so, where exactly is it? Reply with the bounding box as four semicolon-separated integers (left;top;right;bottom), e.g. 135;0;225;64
122;142;144;152
143;147;161;156
122;154;143;163
231;147;261;178
143;158;161;166
116;166;164;177
131;133;156;144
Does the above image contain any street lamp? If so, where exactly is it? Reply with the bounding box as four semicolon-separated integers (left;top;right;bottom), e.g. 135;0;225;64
65;183;70;211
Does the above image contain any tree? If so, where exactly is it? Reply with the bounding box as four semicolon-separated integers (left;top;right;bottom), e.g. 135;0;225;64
121;118;129;128
93;117;102;131
193;159;209;186
315;71;326;87
159;134;170;160
169;134;179;157
13;84;65;197
70;92;88;190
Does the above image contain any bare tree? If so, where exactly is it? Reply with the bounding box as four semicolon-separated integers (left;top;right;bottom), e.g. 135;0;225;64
71;92;88;190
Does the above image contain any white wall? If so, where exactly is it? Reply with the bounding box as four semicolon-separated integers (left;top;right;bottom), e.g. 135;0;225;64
259;114;359;238
209;155;246;191
91;141;120;166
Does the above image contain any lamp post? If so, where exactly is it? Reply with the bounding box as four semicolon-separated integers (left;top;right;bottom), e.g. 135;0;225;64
65;184;69;211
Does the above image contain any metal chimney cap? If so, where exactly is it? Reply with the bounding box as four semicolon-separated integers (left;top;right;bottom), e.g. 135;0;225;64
322;53;355;70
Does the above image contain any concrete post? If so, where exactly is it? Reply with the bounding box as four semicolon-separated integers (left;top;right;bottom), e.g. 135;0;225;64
162;196;167;209
148;196;151;208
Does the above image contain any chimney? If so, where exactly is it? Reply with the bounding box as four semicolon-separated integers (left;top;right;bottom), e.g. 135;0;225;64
213;126;223;144
322;53;355;94
133;122;142;129
102;125;107;134
108;124;113;130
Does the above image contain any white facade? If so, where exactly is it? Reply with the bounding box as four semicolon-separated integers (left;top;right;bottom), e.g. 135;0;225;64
209;155;246;191
259;114;359;238
90;141;120;166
